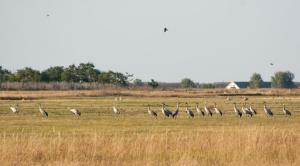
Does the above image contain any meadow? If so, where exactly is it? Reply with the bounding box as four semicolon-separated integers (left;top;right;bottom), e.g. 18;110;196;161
0;93;299;165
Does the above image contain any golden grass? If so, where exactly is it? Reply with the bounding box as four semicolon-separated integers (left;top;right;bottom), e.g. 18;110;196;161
0;95;300;165
0;88;300;99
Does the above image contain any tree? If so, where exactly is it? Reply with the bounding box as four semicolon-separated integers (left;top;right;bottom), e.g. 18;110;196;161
61;64;80;82
111;72;129;86
249;73;263;88
180;78;196;88
41;66;64;82
133;79;144;86
148;79;159;88
98;71;130;86
77;63;100;82
0;66;12;82
202;83;215;89
98;71;113;84
14;67;41;82
271;71;295;88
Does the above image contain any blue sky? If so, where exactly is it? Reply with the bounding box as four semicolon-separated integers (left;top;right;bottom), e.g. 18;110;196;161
1;0;299;82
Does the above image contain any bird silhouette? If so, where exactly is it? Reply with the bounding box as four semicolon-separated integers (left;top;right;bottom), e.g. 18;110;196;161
164;27;168;32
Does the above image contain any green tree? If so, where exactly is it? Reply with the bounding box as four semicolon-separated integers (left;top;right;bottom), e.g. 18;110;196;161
249;73;263;88
111;72;129;86
98;71;113;84
148;79;159;88
0;66;12;82
14;67;41;82
77;63;100;82
133;79;144;86
271;71;295;88
41;66;64;82
61;64;80;82
180;78;196;88
202;83;215;89
98;71;130;86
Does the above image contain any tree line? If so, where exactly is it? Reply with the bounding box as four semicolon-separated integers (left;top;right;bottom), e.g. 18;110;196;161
0;63;135;87
180;71;296;89
0;64;296;89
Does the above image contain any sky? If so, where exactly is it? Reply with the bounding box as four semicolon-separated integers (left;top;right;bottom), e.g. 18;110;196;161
0;0;300;82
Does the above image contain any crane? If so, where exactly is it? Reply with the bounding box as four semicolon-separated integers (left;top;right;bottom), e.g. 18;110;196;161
161;103;173;118
233;103;242;118
282;104;292;116
147;105;157;118
249;103;257;115
9;104;19;113
204;103;213;116
185;102;194;118
112;105;120;114
213;103;223;116
69;108;81;118
241;103;253;117
38;104;48;118
172;102;180;119
196;103;205;116
263;102;273;117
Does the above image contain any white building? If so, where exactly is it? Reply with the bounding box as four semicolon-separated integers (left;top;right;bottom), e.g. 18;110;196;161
225;81;249;89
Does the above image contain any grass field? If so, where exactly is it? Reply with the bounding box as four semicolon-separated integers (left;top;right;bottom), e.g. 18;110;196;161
0;95;300;165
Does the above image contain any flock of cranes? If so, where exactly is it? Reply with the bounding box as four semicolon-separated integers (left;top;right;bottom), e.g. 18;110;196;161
8;100;293;119
146;102;292;119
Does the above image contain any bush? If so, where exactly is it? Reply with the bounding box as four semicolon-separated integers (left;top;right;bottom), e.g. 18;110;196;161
148;79;159;89
181;78;196;88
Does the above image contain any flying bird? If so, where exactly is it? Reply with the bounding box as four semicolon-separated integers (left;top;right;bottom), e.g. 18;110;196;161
164;27;168;32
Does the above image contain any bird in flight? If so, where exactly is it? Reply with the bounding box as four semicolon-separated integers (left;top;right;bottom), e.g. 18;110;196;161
46;14;50;17
164;27;168;32
270;63;274;66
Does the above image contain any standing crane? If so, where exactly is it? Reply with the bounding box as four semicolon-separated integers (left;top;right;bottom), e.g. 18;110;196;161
172;102;180;119
9;104;19;113
112;105;120;114
213;103;223;116
185;102;194;118
196;103;205;116
282;104;292;116
241;103;253;117
263;102;273;117
233;103;242;118
69;108;81;118
147;105;157;118
161;103;173;118
38;104;48;118
204;103;213;116
249;103;257;115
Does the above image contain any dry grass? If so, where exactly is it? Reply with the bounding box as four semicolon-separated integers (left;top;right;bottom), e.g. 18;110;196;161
0;127;299;166
0;94;300;165
0;88;300;100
